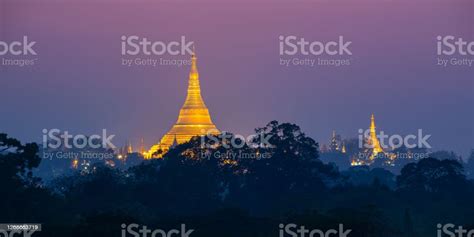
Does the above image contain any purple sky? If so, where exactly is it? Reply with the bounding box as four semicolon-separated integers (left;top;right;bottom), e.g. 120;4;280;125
1;0;473;157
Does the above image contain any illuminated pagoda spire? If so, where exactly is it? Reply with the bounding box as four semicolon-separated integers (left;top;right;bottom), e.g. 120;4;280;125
139;138;145;155
330;130;340;151
145;47;219;158
127;140;133;154
368;113;384;159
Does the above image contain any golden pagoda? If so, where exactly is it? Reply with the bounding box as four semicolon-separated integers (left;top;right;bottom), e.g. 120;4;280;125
368;113;384;160
144;49;219;158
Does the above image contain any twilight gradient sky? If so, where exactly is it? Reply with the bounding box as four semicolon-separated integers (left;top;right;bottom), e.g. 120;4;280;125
1;0;473;157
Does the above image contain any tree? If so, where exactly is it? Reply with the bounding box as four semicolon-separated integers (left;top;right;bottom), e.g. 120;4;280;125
0;133;41;187
429;150;462;162
0;133;55;222
403;208;414;237
465;149;474;179
396;157;467;193
227;121;339;215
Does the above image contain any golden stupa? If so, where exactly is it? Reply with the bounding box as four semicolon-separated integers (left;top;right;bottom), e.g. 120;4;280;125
368;114;384;160
145;50;219;158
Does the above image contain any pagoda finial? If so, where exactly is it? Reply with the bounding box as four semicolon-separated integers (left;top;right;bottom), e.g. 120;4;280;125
191;45;197;62
190;44;198;79
370;113;376;129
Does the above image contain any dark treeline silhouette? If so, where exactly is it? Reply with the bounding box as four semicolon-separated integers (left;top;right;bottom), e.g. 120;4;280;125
1;121;474;237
